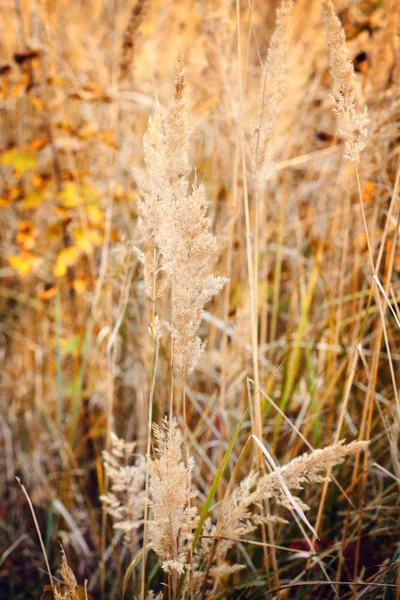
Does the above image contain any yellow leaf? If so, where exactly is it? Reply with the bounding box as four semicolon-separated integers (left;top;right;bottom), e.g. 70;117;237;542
72;229;92;252
0;148;37;177
59;181;80;208
8;251;42;276
18;190;44;210
86;204;103;225
54;246;80;277
72;228;103;252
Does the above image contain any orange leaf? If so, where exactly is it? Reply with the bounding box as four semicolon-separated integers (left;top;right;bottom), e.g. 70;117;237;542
72;277;88;294
362;181;376;204
16;221;36;249
38;285;57;300
8;251;42;276
26;137;49;151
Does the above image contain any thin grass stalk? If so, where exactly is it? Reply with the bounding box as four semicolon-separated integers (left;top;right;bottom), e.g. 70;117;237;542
180;363;195;598
17;477;54;591
234;0;261;450
55;290;64;432
217;216;235;469
354;245;399;577
234;5;273;578
309;347;359;567
273;238;324;445
233;5;278;578
270;185;286;343
141;261;159;600
337;323;382;585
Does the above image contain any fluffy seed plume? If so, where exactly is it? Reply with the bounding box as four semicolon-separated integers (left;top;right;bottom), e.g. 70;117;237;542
53;547;77;600
258;439;367;510
119;0;148;81
100;432;146;547
252;0;294;183
321;0;368;163
164;54;228;372
148;417;198;575
135;52;228;372
204;439;367;573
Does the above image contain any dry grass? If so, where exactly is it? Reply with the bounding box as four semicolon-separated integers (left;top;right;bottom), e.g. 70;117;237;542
0;0;399;598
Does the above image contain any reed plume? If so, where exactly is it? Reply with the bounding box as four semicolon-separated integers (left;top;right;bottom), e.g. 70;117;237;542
148;417;198;575
321;0;368;163
252;0;294;183
200;440;367;580
119;0;148;81
53;547;77;600
135;52;228;373
100;432;146;547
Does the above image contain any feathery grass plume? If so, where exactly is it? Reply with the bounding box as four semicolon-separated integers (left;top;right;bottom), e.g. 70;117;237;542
119;0;147;81
133;105;166;300
201;440;367;576
206;471;284;577
164;54;228;372
53;547;77;600
321;0;369;163
257;439;368;510
100;432;146;547
252;0;294;183
148;417;198;575
135;52;228;372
